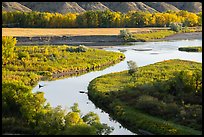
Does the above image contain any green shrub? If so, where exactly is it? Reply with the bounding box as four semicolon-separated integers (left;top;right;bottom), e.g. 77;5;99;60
178;46;202;52
170;22;182;32
120;29;135;41
136;95;165;116
127;60;138;76
17;52;30;60
2;36;17;65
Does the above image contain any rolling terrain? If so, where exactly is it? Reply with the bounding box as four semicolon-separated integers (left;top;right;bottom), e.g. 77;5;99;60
2;2;202;13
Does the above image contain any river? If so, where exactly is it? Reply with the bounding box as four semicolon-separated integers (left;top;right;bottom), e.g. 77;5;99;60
33;39;202;135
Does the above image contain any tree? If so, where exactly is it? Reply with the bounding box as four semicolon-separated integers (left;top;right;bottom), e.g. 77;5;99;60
2;36;17;65
170;22;182;32
183;12;199;27
82;112;100;125
127;60;138;76
127;61;139;84
197;12;202;26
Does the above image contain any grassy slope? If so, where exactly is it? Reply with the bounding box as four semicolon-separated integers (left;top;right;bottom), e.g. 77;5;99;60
88;59;202;135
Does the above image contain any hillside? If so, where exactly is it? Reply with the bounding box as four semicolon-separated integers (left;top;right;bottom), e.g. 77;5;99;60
167;2;202;13
2;2;32;12
143;2;180;12
77;2;109;11
19;2;85;13
2;2;202;13
134;2;157;13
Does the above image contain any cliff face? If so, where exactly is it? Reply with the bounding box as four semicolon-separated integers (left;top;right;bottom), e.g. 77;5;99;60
2;2;202;13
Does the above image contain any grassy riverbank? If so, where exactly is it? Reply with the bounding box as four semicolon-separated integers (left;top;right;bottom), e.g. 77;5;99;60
178;46;202;52
2;36;124;135
122;27;202;42
130;30;176;41
88;59;202;135
3;28;202;46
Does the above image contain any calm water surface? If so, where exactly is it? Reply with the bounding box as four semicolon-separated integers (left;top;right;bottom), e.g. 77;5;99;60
33;39;202;135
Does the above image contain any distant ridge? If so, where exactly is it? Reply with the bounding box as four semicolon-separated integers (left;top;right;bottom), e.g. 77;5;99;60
2;2;202;13
18;2;85;13
143;2;180;12
2;2;32;12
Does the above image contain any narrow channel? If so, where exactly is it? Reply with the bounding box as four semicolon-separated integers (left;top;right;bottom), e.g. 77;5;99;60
33;39;202;135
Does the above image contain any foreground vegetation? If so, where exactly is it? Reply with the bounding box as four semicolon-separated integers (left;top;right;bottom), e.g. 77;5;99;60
2;36;125;135
88;60;202;135
2;10;202;28
178;46;202;52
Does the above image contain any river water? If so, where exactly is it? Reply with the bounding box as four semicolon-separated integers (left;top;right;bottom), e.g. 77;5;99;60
33;39;202;135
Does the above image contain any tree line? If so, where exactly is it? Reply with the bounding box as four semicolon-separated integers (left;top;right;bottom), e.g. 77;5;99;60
2;10;202;28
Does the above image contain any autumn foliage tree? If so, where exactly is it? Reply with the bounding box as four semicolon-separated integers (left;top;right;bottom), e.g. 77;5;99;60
2;36;17;65
2;10;202;28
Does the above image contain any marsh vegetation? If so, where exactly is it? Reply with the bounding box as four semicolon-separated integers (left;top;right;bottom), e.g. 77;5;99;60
88;60;202;135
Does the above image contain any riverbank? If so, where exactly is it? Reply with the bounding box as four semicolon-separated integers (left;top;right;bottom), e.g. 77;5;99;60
31;39;202;135
161;32;202;41
2;28;202;47
2;37;125;135
88;59;202;135
14;35;126;46
11;32;202;47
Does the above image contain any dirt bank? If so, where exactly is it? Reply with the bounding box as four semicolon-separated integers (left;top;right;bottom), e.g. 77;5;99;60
162;32;202;41
15;32;202;47
15;35;127;46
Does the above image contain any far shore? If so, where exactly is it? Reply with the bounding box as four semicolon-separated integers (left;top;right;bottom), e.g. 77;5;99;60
2;28;202;47
2;27;170;37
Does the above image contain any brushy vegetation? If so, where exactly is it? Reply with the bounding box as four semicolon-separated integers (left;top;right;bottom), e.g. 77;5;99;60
88;59;202;135
2;10;202;28
181;27;202;33
169;22;183;32
120;26;202;42
121;30;176;42
178;46;202;52
2;36;125;135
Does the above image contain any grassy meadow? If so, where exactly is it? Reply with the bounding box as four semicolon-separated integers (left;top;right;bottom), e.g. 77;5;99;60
88;59;202;135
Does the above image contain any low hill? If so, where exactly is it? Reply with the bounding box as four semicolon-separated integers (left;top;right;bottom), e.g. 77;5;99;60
19;2;85;13
3;2;202;13
134;2;157;13
77;2;109;11
143;2;180;12
167;2;202;13
102;2;156;13
2;2;32;12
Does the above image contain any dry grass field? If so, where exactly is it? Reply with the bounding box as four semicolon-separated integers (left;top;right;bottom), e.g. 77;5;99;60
2;28;169;37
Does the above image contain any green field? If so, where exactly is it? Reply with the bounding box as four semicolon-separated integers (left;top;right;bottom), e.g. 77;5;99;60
88;59;202;135
130;30;176;41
